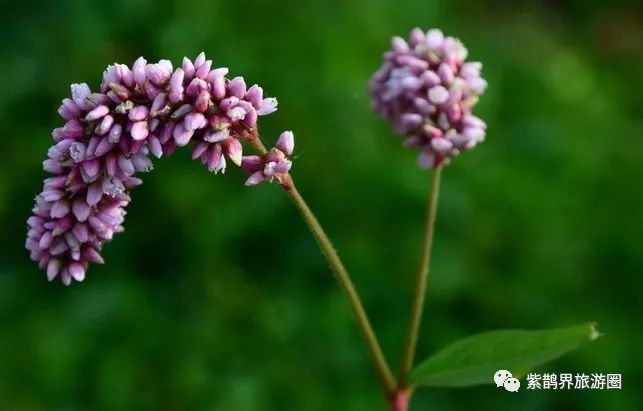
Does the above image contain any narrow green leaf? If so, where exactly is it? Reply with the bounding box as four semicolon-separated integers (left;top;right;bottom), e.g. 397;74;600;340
410;322;600;387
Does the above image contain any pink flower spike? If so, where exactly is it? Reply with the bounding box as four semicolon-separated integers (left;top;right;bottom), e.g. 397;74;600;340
27;52;283;284
369;28;487;168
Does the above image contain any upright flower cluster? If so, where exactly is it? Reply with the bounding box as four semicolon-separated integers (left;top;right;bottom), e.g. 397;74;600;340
26;53;280;285
369;28;487;168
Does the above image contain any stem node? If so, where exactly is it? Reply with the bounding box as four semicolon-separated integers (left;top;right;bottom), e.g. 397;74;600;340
388;388;410;411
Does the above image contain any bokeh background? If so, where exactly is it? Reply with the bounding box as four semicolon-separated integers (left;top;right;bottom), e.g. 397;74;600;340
1;0;641;410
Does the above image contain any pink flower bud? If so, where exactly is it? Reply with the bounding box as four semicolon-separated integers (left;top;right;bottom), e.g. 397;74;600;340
71;83;91;110
132;57;147;86
145;60;172;86
130;121;149;141
222;138;243;166
257;98;278;115
194;90;210;112
182;57;195;79
129;105;149;121
276;131;294;156
169;68;185;104
63;119;85;138
184;112;206;131
428;86;449;104
173;123;194;146
244;85;263;108
85;105;109;121
227;77;247;98
96;114;114;135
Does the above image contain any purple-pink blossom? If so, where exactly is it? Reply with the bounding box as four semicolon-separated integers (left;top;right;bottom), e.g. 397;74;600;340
369;28;487;168
26;53;280;285
241;131;294;187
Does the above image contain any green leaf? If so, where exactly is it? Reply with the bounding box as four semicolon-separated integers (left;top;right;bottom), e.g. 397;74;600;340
410;322;600;387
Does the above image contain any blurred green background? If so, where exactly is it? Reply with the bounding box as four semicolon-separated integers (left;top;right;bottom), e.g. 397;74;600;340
1;0;641;410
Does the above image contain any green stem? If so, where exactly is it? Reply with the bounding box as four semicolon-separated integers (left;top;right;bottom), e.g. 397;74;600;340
398;166;442;387
284;182;397;395
247;133;396;395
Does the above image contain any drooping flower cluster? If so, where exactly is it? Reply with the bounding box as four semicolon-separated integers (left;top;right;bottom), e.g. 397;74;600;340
369;28;487;168
241;131;295;187
26;53;281;285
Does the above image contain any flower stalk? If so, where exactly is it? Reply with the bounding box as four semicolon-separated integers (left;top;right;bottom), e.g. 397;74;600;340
285;182;397;395
398;166;442;389
247;133;397;396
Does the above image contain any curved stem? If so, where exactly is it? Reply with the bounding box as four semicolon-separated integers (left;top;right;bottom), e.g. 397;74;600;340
247;133;396;395
285;182;397;395
398;166;442;387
